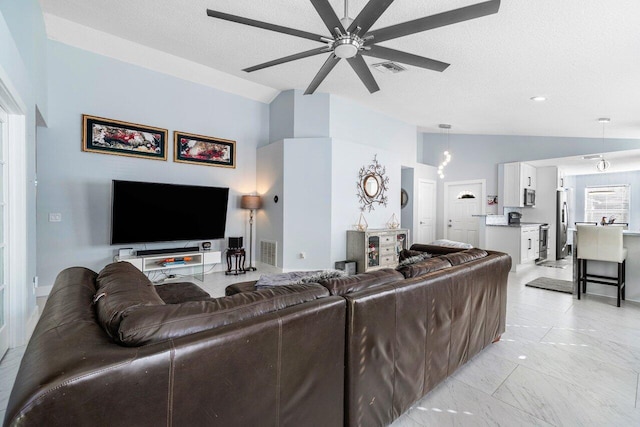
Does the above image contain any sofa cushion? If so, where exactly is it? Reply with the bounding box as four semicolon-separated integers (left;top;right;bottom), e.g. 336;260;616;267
318;269;404;296
398;251;432;267
225;280;257;296
155;282;210;304
117;284;330;346
441;248;489;266
396;257;452;279
398;249;424;262
94;262;165;339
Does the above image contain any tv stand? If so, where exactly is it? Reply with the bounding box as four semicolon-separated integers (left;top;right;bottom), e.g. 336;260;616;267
117;250;221;281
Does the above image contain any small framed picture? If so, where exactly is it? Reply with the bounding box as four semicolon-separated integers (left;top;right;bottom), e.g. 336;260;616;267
82;115;168;160
174;131;236;168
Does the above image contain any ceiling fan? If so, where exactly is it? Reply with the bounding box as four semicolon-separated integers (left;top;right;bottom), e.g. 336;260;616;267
206;0;501;95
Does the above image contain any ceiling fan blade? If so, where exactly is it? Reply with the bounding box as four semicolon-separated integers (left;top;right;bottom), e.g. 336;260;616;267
366;0;500;44
243;47;331;72
310;0;345;34
304;54;341;95
362;45;449;72
347;55;380;94
206;9;327;43
347;0;395;36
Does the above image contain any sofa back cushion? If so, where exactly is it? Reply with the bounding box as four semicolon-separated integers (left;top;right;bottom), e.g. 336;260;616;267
318;269;403;296
441;248;489;266
117;284;329;346
94;262;165;339
396;257;452;279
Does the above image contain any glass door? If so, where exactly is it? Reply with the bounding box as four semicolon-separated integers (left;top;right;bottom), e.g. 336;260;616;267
367;235;380;268
0;105;8;357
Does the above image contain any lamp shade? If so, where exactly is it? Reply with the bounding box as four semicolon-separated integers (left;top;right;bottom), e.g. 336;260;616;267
241;195;262;210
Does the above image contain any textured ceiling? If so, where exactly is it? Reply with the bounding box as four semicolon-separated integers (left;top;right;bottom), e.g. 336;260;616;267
39;0;640;139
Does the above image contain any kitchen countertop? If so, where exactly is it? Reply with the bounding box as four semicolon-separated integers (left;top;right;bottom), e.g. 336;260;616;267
486;222;546;228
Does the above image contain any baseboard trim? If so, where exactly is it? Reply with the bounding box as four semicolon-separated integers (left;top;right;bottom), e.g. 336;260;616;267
26;306;40;341
35;285;52;298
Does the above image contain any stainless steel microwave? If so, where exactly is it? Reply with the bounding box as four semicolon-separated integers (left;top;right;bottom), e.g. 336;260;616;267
524;188;536;206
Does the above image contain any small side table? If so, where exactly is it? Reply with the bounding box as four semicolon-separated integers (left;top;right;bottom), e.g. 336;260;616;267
225;248;247;276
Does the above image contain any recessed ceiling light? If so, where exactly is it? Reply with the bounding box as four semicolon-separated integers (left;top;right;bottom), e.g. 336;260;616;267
597;117;611;123
530;96;546;102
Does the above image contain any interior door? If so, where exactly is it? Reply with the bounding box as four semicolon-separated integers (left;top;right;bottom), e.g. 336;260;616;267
445;181;484;247
417;179;436;244
0;106;8;357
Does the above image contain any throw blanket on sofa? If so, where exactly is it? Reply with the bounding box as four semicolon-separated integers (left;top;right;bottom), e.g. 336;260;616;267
255;270;346;289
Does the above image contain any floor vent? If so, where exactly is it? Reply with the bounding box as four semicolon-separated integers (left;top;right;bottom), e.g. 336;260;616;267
260;240;277;266
371;61;407;74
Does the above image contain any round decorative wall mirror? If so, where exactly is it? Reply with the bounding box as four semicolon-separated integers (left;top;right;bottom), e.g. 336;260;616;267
400;188;409;208
357;155;389;212
363;174;381;198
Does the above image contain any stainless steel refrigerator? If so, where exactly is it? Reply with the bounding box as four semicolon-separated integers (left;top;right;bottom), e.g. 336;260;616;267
556;189;569;259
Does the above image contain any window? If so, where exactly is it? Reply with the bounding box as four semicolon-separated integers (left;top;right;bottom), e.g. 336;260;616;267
584;185;630;224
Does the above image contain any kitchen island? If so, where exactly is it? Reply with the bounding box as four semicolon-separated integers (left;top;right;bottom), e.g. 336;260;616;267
482;221;545;272
572;230;640;303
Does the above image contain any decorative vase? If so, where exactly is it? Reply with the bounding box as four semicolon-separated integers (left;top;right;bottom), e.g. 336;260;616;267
387;213;400;229
355;213;368;231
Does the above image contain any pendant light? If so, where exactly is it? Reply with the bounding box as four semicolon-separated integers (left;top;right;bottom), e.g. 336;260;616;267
438;124;452;179
596;118;611;172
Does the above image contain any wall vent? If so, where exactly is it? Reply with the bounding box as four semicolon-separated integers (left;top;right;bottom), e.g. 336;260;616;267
260;240;277;266
371;61;407;74
582;154;603;160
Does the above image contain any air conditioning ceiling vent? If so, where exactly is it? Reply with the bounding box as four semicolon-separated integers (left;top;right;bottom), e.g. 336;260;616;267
371;62;407;74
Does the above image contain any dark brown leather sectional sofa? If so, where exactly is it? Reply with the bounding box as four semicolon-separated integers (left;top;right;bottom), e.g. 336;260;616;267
4;245;510;427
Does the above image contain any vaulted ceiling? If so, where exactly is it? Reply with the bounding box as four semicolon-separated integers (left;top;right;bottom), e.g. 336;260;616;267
39;0;640;139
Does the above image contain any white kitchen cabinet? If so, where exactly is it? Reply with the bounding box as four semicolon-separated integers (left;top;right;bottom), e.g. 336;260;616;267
520;226;540;263
503;162;537;207
521;163;537;191
485;225;540;271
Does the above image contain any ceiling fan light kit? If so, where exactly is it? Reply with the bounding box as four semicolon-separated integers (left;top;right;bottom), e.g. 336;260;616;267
206;0;501;95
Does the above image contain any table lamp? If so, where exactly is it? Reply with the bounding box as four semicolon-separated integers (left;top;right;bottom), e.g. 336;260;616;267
241;195;262;271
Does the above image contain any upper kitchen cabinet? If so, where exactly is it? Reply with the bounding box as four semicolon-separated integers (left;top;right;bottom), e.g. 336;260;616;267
503;162;537;207
557;168;566;189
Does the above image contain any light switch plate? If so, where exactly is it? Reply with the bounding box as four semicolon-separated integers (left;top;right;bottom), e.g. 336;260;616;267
48;213;62;222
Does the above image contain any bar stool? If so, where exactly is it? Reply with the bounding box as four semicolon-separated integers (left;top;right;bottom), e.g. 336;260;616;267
576;225;627;307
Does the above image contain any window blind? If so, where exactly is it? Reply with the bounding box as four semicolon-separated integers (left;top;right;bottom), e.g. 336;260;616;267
584;185;630;224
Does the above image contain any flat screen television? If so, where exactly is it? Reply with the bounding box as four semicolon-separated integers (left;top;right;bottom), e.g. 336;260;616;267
111;180;229;244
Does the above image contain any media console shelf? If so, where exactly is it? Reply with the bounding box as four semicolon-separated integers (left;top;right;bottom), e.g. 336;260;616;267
117;251;222;281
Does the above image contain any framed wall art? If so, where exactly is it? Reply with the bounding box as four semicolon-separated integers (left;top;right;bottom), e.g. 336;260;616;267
174;131;236;168
82;114;168;160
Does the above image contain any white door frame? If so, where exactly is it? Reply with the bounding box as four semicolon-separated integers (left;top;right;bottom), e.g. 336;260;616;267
0;68;29;349
443;179;486;240
416;178;436;244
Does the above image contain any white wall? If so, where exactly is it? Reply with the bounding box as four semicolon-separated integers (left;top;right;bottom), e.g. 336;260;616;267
0;0;48;345
330;95;418;166
256;141;284;268
331;140;402;264
37;40;269;289
282;138;332;270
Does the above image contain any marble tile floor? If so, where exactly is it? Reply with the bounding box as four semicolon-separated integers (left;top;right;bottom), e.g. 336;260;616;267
391;263;640;426
3;262;640;426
